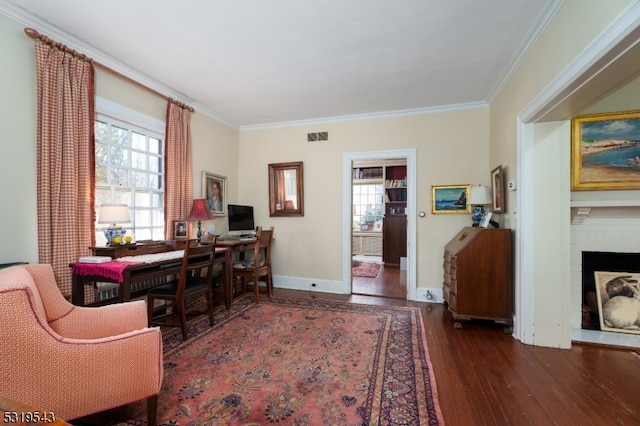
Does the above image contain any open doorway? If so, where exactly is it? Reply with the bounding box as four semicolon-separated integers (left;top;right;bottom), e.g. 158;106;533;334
351;159;407;298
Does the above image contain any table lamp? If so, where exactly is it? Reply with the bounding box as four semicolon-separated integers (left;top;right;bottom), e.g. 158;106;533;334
188;199;213;243
468;185;491;226
98;204;131;245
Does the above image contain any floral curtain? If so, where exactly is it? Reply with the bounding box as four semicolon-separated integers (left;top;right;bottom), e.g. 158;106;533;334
34;42;95;298
164;100;193;238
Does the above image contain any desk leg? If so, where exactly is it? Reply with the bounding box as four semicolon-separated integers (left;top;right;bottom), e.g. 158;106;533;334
225;250;233;309
72;274;84;306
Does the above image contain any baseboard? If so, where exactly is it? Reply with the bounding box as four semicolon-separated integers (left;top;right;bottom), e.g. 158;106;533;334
273;275;349;294
273;274;444;303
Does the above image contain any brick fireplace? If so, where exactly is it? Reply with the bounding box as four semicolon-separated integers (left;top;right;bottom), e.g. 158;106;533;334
571;201;640;348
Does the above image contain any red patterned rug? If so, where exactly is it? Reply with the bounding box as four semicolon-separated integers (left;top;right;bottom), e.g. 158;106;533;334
80;295;443;425
352;261;381;278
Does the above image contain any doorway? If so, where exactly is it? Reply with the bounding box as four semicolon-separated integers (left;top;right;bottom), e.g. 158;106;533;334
342;149;417;300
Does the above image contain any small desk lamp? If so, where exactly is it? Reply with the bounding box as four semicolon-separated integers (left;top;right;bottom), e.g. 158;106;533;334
468;185;491;227
98;204;131;245
188;199;213;243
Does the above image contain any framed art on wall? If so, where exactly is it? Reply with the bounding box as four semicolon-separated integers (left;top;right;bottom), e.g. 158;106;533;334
431;184;470;214
202;172;227;216
571;110;640;190
593;271;640;335
491;165;505;213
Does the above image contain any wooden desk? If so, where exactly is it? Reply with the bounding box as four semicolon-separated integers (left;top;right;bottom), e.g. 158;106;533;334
71;246;232;308
216;238;257;303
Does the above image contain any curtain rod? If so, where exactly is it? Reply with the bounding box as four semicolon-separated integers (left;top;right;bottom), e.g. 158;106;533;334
24;27;195;112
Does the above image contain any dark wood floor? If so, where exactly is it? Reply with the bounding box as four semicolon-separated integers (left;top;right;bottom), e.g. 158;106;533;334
352;261;407;298
273;286;640;425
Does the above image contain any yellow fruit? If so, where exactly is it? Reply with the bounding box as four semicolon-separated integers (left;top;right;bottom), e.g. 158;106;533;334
125;235;132;244
113;236;122;245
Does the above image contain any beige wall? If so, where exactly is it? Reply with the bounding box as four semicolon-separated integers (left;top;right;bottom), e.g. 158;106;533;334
2;0;637;346
0;13;239;264
490;0;634;347
239;109;490;288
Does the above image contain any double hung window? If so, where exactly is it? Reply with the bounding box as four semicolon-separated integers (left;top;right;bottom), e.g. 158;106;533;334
94;99;165;244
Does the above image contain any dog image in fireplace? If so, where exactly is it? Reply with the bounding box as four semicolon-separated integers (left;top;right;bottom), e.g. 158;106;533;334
599;275;640;331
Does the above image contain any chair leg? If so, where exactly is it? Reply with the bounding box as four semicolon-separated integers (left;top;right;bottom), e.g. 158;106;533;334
206;290;214;326
253;275;260;304
267;269;273;297
147;394;158;426
146;295;155;327
179;307;188;341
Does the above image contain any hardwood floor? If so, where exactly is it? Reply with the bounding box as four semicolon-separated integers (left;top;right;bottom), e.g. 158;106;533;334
273;287;640;425
352;260;407;299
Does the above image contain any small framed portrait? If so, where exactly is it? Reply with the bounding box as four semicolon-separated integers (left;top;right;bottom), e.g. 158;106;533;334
431;184;471;214
173;220;189;240
491;165;505;213
202;172;227;216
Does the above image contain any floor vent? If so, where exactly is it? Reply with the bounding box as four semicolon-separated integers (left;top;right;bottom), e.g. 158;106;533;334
307;131;328;142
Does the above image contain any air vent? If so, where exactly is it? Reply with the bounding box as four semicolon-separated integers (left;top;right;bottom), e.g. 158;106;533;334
307;131;328;142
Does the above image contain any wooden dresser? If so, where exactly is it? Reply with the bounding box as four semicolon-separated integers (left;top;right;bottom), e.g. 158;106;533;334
443;227;513;324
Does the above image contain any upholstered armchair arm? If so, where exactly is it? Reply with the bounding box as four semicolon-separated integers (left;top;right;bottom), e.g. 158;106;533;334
0;288;163;421
49;299;149;339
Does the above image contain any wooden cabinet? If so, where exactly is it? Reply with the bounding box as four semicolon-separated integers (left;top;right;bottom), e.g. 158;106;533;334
383;214;406;266
443;227;512;323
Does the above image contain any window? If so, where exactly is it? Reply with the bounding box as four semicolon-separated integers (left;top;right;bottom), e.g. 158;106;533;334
352;183;384;231
95;98;165;245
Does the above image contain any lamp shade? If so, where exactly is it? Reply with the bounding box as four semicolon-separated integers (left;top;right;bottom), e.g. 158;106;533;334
188;199;213;221
98;204;131;224
468;185;491;205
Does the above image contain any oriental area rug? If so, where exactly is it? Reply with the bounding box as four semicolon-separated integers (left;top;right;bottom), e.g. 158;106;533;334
352;261;382;278
80;295;443;425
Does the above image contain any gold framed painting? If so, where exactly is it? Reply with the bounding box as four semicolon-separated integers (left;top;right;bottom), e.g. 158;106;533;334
571;110;640;190
431;184;471;214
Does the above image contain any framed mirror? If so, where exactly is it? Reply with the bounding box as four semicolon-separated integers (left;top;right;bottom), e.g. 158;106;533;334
269;161;304;217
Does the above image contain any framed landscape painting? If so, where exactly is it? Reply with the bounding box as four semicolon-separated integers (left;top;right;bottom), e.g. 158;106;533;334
431;184;470;214
571;110;640;190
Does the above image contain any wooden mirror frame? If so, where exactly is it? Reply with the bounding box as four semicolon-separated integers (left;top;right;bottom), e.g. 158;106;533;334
268;161;304;217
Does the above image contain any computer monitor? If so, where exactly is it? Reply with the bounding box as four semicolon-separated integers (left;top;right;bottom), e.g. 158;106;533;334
227;204;255;237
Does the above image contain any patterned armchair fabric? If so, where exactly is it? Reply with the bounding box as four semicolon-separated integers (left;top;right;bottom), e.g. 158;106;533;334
0;264;163;423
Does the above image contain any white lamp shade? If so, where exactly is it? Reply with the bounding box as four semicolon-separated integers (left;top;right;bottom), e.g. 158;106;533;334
98;204;131;224
468;185;491;205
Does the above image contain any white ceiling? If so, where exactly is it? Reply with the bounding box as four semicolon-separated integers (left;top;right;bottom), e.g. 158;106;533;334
2;0;554;129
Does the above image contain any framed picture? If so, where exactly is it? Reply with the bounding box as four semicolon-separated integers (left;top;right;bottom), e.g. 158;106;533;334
431;184;471;214
173;220;189;240
491;165;505;213
479;211;493;228
571;110;640;190
202;172;227;216
593;271;640;335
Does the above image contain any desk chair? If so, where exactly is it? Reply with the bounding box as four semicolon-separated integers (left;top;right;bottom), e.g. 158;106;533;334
233;226;274;303
147;240;215;340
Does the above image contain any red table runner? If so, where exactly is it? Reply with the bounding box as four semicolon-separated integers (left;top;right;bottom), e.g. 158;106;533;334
72;260;141;283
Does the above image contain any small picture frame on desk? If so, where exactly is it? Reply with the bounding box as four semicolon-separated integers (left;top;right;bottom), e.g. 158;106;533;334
173;220;189;240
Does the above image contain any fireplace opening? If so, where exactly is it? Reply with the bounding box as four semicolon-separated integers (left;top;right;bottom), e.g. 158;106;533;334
581;251;640;330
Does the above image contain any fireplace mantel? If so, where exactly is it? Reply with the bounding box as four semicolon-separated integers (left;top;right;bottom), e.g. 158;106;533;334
570;200;640;225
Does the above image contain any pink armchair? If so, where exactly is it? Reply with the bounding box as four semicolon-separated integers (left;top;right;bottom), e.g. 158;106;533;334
0;264;163;425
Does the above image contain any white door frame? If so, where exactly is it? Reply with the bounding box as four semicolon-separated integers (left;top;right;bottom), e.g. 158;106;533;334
342;149;417;299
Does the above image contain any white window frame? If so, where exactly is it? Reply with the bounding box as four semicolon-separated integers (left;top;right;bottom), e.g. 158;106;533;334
95;97;165;244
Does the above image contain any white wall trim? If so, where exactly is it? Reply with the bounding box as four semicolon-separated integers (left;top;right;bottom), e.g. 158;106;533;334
342;149;417;300
516;2;640;346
